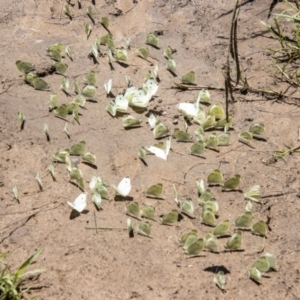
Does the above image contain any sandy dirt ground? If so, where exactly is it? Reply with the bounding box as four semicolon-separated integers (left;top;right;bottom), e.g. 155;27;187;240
1;0;300;299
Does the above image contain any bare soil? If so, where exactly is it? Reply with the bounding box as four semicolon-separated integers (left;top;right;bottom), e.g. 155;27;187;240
1;0;300;299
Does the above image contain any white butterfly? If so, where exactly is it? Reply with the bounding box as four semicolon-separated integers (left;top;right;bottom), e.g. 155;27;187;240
177;95;201;118
112;176;131;197
67;192;87;213
104;79;112;95
115;94;128;113
148;113;160;129
143;78;159;98
146;137;171;160
177;103;199;117
130;88;152;108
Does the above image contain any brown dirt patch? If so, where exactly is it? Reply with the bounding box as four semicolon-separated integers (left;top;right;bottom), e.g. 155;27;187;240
1;1;300;299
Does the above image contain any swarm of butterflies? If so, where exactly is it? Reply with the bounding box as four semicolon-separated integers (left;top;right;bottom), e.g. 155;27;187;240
15;6;273;291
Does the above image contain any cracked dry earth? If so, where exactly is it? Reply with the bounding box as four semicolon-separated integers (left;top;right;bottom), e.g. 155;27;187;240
1;0;300;299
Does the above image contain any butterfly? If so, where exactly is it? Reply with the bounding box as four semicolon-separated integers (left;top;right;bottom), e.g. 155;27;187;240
67;192;87;213
104;79;112;94
112;176;131;197
146;137;171;160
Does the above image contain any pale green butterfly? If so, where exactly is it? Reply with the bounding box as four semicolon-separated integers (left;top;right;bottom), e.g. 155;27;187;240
101;16;109;28
181;71;196;84
54;62;68;74
193;110;206;126
223;174;241;190
87;6;95;23
146;33;159;47
252;256;270;273
212;219;230;237
137;222;151;237
125;202;139;217
173;129;193;142
249;123;265;135
82;152;96;165
164;46;173;59
205;133;218;148
197;89;211;104
234;211;253;228
69;167;83;181
182;234;198;251
16;60;35;74
217;133;230;146
203;114;216;130
265;252;276;271
224;231;242;250
198;189;213;203
238;131;253;144
180;198;194;215
115;48;128;62
123;115;141;128
204;233;219;253
244;185;261;202
190;141;205;156
160;209;178;224
60;77;69;94
201;209;216;226
215;116;233;129
153;123;169;139
18;111;25;129
73;94;86;107
207;169;223;185
167;58;176;73
48;94;57;111
252;220;267;237
69;141;86;156
65;45;73;60
84;22;92;38
180;229;198;245
92;192;102;210
32;77;50;90
208;103;225;119
248;267;261;283
203;199;219;215
140;205;156;220
81;85;96;98
85;71;96;86
146;183;163;198
214;271;226;291
53;150;70;164
24;72;37;85
137;47;149;60
138;147;147;162
185;238;204;255
47;43;63;53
